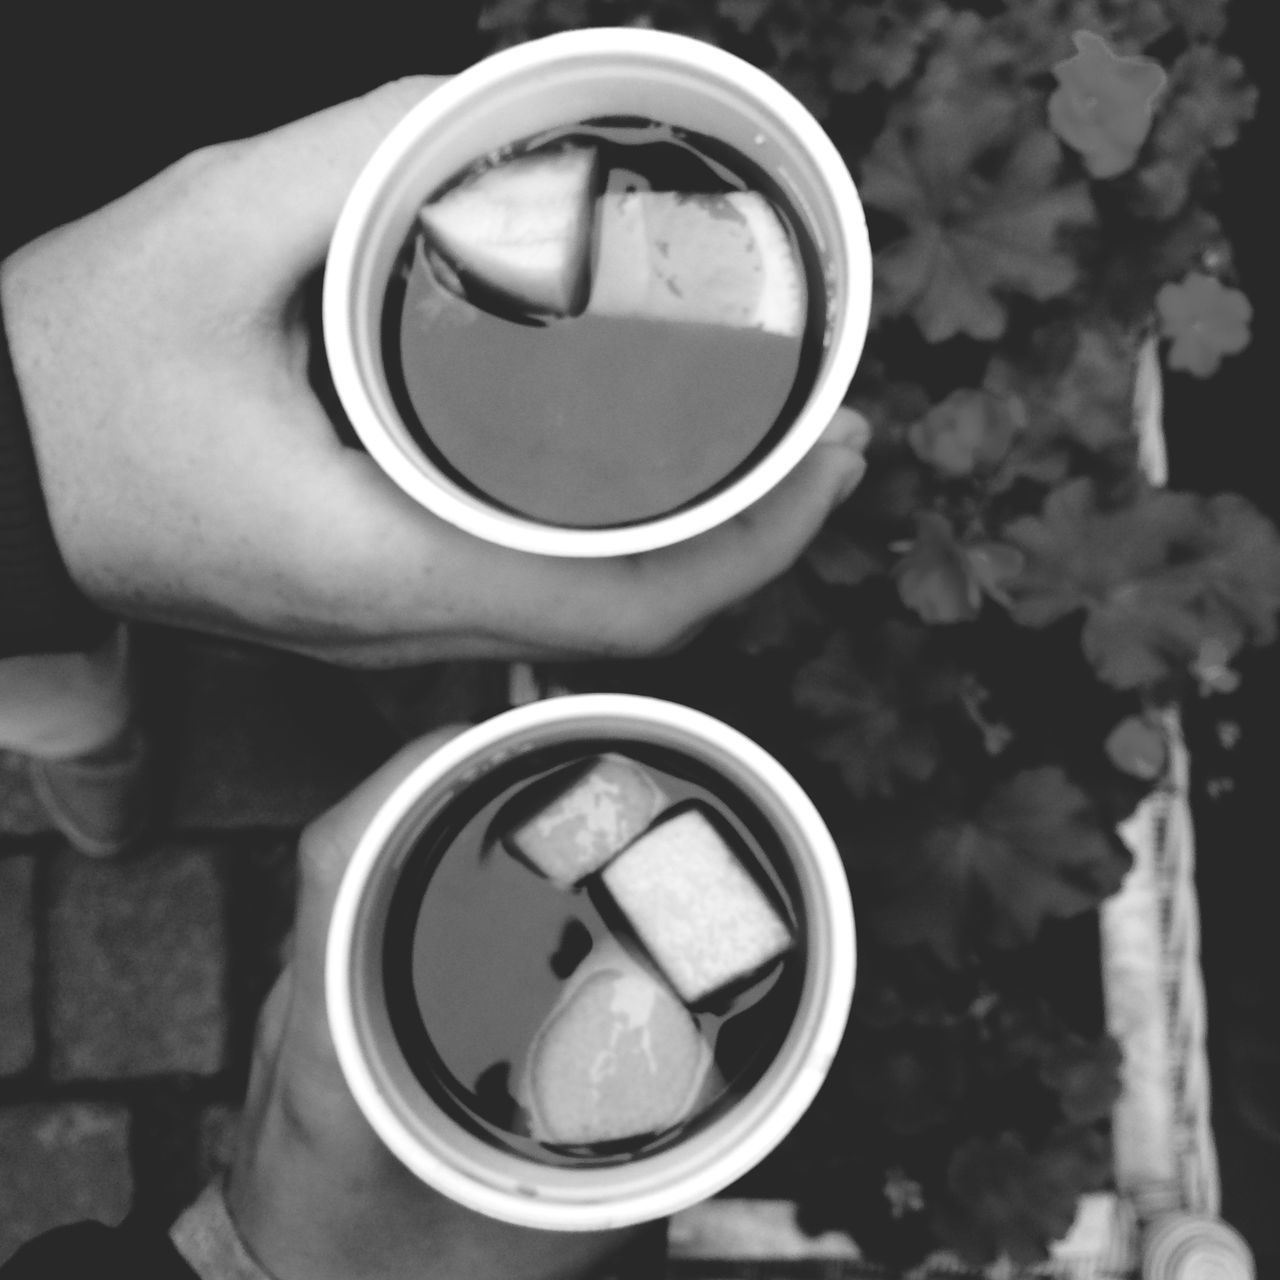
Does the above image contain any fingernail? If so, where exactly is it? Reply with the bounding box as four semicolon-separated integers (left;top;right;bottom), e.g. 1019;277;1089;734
836;454;867;504
824;405;873;453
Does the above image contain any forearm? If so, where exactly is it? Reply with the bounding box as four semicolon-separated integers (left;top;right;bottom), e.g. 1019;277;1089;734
0;273;112;658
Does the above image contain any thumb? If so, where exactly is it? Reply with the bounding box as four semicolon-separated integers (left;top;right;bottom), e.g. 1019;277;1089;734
277;724;471;1088
292;727;471;1001
299;724;472;919
223;75;447;282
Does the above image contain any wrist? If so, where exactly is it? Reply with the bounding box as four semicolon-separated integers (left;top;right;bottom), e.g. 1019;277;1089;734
0;257;113;656
171;1176;278;1280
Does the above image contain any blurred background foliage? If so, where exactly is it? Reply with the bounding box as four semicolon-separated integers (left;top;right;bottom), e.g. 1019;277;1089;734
481;0;1272;1267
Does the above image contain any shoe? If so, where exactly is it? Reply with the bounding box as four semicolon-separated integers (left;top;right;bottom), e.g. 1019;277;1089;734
26;721;153;858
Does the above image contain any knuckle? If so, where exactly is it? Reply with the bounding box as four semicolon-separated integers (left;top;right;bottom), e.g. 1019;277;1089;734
162;140;238;193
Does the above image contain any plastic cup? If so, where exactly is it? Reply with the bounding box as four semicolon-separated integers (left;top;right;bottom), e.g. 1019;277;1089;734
325;694;856;1231
323;26;872;558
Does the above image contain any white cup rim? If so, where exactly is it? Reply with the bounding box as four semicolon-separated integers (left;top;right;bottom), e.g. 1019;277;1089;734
323;27;872;558
325;694;856;1230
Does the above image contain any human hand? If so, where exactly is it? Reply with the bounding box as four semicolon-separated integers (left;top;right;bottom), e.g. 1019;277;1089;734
1;76;869;668
225;726;647;1280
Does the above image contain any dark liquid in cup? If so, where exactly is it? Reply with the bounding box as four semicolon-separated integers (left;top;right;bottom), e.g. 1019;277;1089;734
382;740;805;1166
382;118;826;528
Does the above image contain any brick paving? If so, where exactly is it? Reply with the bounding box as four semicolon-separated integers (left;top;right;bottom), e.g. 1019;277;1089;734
0;858;35;1079
46;845;229;1082
0;1103;133;1252
0;629;417;1263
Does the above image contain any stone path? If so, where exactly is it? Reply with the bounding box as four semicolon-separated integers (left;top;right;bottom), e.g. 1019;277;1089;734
0;630;425;1262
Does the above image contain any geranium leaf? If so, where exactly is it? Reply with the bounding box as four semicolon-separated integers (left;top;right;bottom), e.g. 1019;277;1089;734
863;767;1129;962
478;0;542;35
1193;637;1242;696
862;99;1095;341
1128;45;1258;220
965;543;1026;605
932;1127;1110;1265
724;570;824;656
792;625;959;799
1081;601;1191;688
1048;30;1167;179
805;525;887;587
992;0;1170;74
985;318;1139;469
1096;205;1230;322
908;389;1024;478
1038;1035;1124;1124
1155;46;1258;154
1031;1125;1112;1207
830;0;947;95
969;767;1130;943
1004;481;1280;689
715;0;769;34
895;513;982;624
774;60;832;119
810;722;940;799
912;10;1022;99
1156;273;1253;377
848;1036;968;1135
1163;0;1228;39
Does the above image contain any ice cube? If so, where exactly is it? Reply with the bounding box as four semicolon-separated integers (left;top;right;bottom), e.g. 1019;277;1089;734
506;754;666;887
587;190;805;337
420;145;599;316
602;806;793;1004
520;940;715;1146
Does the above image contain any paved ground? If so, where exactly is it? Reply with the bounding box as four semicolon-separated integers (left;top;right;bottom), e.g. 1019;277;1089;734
2;628;1278;1275
0;629;505;1264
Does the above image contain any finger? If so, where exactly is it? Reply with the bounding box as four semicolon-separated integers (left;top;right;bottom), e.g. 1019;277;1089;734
828;402;873;455
619;406;870;647
244;967;294;1101
220;75;446;282
234;966;295;1173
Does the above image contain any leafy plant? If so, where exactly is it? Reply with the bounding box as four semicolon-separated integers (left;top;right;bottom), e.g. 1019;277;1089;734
481;0;1273;1269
